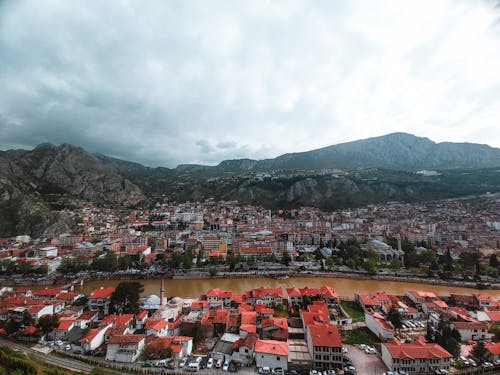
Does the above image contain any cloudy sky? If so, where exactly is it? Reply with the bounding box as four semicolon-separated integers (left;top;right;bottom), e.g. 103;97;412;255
1;0;499;167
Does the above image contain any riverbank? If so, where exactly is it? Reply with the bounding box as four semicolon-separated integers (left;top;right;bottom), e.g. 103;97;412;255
3;268;499;292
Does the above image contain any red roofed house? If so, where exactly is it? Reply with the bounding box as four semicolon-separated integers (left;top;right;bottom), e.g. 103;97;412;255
485;342;500;362
287;286;339;308
475;294;492;309
80;323;112;353
106;334;146;362
135;310;149;330
147;336;193;360
145;318;169;337
355;292;391;310
88;287;115;316
206;288;233;308
306;323;343;370
452;321;492;342
365;311;395;341
54;320;75;340
261;317;288;341
246;287;284;308
381;336;452;374
404;291;438;306
255;339;289;370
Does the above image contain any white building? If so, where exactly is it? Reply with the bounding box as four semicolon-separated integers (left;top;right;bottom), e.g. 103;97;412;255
38;246;58;257
381;337;452;375
255;339;289;370
105;335;146;363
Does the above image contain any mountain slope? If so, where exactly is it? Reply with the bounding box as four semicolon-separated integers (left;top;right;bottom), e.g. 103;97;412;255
0;144;146;236
207;133;500;173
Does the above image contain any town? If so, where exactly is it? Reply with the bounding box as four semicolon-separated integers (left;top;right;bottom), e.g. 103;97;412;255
0;193;499;374
1;282;500;375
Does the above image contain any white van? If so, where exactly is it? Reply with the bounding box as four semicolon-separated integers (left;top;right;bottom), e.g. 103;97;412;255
187;362;200;372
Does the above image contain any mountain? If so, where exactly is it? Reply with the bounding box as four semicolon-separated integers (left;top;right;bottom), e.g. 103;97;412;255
204;133;500;173
2;132;500;237
0;144;146;236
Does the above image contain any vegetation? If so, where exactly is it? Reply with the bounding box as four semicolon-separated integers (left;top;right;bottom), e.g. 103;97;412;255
0;346;75;375
340;300;365;323
110;281;144;314
342;327;379;345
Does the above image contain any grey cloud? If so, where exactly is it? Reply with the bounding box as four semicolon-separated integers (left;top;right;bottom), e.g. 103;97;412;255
0;0;499;167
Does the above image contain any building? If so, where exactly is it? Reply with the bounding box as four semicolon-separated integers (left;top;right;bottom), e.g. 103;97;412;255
255;339;289;370
245;287;284;308
452;321;492;342
365;311;395;341
381;336;452;375
105;334;146;362
306;323;343;370
88;287;115;316
38;246;58;258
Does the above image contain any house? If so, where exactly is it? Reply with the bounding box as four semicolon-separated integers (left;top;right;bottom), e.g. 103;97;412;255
246;287;284;308
475;294;492;309
206;288;233;308
485;342;500;362
88;287;115;316
145;318;169;337
286;286;339;308
105;334;146;362
147;336;193;360
54;320;75;340
404;291;438;306
365;311;395;341
28;305;54;322
452;321;492;342
135;310;148;330
255;339;289;370
306;323;343;370
381;336;452;375
234;332;258;365
261;317;288;341
80;327;108;353
355;292;391;310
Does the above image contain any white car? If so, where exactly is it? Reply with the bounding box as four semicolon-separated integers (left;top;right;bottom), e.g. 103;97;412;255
223;360;230;371
207;358;214;369
342;347;348;354
259;367;271;374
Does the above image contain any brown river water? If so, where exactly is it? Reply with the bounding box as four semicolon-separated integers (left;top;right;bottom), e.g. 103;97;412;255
71;277;500;300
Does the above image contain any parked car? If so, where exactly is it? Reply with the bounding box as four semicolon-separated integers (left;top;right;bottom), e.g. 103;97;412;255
216;359;223;368
259;367;271;374
223;360;230;371
179;357;188;368
207;358;214;369
273;367;285;375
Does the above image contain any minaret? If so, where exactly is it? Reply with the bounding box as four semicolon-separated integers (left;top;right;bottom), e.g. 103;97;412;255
160;278;165;306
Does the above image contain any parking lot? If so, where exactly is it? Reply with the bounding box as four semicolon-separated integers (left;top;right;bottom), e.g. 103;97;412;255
345;344;387;375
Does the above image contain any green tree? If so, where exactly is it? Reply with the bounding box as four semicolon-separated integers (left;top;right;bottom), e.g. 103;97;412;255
281;250;291;266
325;257;334;270
471;341;487;362
389;258;402;271
37;314;59;336
435;320;461;357
110;281;144;314
209;268;218;277
117;254;133;270
489;254;499;268
387;307;403;329
4;319;21;335
22;311;34;327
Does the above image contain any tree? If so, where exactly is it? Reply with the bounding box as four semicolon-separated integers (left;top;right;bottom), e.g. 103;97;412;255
118;254;133;270
472;341;487;362
435;320;461;357
489;254;499;268
22;311;34;327
209;268;218;277
389;259;402;271
281;250;291;266
110;281;144;314
387;307;403;329
325;257;334;270
4;319;21;335
37;314;59;336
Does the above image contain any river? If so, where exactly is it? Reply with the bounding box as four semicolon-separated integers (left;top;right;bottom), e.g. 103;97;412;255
72;276;500;300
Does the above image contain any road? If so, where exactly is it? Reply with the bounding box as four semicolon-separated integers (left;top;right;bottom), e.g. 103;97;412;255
0;338;94;373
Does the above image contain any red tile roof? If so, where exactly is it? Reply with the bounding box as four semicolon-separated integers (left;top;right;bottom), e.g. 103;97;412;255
89;287;115;299
255;339;289;356
308;323;342;347
107;334;146;344
486;342;500;356
383;337;452;360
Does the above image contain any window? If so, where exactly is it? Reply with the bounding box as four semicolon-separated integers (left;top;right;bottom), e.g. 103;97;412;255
277;357;280;361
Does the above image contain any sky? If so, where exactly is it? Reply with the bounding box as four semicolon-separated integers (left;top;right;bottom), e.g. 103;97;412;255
1;0;499;167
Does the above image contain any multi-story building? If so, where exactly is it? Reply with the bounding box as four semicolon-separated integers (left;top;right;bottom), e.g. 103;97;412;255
381;336;452;375
306;323;343;370
88;287;115;316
